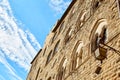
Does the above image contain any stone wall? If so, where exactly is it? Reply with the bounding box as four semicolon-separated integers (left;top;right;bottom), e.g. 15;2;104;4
27;0;120;80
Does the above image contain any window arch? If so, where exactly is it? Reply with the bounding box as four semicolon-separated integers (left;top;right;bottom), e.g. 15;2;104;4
53;40;60;56
90;19;108;52
70;41;83;71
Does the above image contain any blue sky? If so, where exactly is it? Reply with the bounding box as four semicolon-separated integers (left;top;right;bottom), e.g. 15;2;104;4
8;0;71;46
0;0;71;80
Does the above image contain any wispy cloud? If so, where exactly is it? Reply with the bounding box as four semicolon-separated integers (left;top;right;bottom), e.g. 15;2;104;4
49;0;71;15
0;0;41;80
0;52;22;80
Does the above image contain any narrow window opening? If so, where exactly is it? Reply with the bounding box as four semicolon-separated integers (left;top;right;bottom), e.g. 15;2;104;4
118;73;120;77
59;70;64;80
46;50;53;65
53;40;60;56
43;48;46;56
92;0;100;12
95;66;101;74
70;41;83;71
47;77;51;80
95;1;99;8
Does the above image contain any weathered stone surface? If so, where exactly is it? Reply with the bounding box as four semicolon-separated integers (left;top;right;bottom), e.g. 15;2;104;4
27;0;120;80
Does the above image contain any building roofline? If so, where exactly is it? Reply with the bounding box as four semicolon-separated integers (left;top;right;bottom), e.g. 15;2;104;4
31;49;42;64
52;0;77;32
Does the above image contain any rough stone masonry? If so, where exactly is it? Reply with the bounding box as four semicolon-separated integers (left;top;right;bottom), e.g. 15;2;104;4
27;0;120;80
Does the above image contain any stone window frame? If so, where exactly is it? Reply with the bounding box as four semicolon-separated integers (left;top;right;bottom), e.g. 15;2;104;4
68;4;79;23
70;40;83;72
56;57;67;80
64;28;73;44
75;11;87;31
90;19;108;53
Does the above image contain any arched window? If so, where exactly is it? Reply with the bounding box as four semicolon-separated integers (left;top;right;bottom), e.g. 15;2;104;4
64;28;73;44
92;0;100;12
53;40;60;56
90;19;108;53
70;41;83;71
69;7;76;21
75;11;87;32
56;57;67;80
46;50;53;65
90;19;108;61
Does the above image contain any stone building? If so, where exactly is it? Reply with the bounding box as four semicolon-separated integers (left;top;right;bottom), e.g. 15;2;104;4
27;0;120;80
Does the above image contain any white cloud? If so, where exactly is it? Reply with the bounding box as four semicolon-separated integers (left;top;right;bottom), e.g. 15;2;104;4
0;52;22;80
49;0;71;14
0;0;41;80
